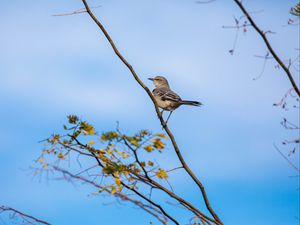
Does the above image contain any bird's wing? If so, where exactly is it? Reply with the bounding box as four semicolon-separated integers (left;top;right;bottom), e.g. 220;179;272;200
153;88;182;102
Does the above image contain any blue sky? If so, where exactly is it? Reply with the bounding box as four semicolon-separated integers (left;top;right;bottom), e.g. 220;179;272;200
0;0;299;224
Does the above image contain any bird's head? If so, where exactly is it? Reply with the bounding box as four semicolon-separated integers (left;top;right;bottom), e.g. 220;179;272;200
148;76;170;88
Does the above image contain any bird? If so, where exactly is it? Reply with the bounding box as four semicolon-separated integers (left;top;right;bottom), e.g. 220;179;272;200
148;76;202;123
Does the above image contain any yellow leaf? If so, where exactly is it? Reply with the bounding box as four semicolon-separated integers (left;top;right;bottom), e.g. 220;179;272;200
152;138;165;149
147;161;154;166
88;141;95;145
117;151;123;155
143;145;153;152
88;128;95;135
107;149;113;154
122;154;129;159
130;139;139;147
156;133;167;139
156;168;168;179
57;152;64;159
97;153;105;160
43;163;48;169
83;128;95;135
115;178;121;187
111;186;116;195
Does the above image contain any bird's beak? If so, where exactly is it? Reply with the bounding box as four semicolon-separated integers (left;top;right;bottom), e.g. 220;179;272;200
148;78;154;81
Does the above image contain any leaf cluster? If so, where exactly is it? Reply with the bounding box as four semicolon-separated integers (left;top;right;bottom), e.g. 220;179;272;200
37;115;170;196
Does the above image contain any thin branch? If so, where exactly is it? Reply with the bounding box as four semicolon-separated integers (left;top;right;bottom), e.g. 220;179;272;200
75;164;98;176
166;166;183;173
222;16;247;55
58;140;93;157
252;52;271;80
0;206;51;225
121;181;180;225
233;0;300;97
273;88;297;110
274;144;300;173
52;166;168;225
80;1;223;224
52;6;101;17
280;118;300;130
133;172;217;224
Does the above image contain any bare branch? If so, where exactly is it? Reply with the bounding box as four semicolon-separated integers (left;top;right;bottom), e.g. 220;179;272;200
0;206;51;225
133;172;217;224
274;144;300;173
252;52;272;80
280;118;300;130
273;88;298;110
52;6;101;17
233;0;300;97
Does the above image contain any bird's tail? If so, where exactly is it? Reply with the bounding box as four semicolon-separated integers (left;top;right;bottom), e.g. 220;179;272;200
180;100;202;107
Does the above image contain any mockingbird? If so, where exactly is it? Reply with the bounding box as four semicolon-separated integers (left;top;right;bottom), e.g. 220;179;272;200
148;76;202;123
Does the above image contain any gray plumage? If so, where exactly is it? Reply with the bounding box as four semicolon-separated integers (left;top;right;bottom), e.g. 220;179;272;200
148;76;202;122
